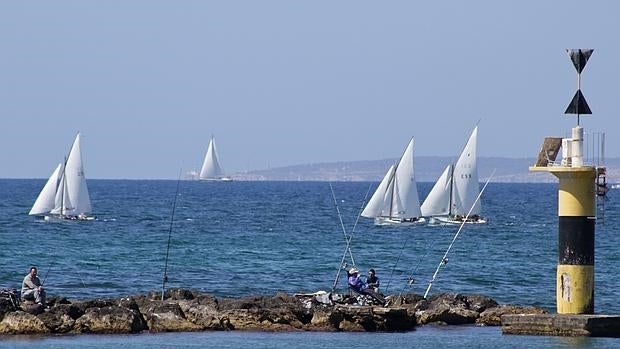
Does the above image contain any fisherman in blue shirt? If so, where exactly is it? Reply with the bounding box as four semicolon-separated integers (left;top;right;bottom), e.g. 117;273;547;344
347;267;385;305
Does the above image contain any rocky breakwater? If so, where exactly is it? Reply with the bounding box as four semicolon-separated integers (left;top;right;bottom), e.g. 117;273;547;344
0;289;547;335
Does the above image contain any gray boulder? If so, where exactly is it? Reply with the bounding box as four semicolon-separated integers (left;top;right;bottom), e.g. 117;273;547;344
477;305;548;326
0;311;49;334
73;305;146;334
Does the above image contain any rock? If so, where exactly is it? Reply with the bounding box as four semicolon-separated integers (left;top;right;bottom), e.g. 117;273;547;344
46;295;71;307
179;300;226;330
73;305;146;334
0;311;50;334
374;306;415;331
309;307;343;331
221;307;302;331
117;297;147;330
339;319;366;332
338;305;377;332
20;301;45;315
73;299;116;313
49;303;84;320
37;312;75;333
415;293;479;325
141;301;202;332
163;288;196;301
0;291;20;319
0;288;539;335
217;293;309;331
477;305;548;326
464;294;498;313
389;293;425;307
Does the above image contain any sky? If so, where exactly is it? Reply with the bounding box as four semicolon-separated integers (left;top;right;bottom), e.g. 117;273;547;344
1;1;619;179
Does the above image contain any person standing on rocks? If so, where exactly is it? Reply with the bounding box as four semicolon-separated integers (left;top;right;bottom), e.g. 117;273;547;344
21;266;46;306
347;267;385;305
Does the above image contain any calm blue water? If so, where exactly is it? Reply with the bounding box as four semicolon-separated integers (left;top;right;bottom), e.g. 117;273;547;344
1;180;619;348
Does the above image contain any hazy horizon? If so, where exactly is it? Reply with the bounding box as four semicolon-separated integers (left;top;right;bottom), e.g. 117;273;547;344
2;1;619;179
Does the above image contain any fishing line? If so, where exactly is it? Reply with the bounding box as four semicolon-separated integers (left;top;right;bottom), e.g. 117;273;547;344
72;264;88;289
42;261;55;285
330;182;373;292
161;169;182;301
329;183;355;266
423;169;496;299
397;236;434;299
385;228;435;295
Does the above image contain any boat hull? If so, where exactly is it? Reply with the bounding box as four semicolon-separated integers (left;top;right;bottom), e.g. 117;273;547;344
428;216;486;225
199;177;233;182
43;215;96;222
374;217;426;226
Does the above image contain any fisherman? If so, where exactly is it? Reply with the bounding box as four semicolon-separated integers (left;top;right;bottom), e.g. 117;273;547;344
347;267;385;305
21;266;46;306
366;268;380;292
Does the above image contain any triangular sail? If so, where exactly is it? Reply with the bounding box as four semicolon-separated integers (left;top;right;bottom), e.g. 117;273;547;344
63;133;92;215
391;138;422;219
451;126;480;216
361;165;395;218
31;133;92;218
420;164;453;217
29;163;63;216
51;171;72;215
199;137;225;179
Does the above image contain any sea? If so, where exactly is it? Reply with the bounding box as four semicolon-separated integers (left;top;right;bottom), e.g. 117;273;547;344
1;179;619;348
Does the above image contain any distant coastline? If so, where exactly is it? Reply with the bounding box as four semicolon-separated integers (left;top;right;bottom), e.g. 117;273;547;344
228;156;620;183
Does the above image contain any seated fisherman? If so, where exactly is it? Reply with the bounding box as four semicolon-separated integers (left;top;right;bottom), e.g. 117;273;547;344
21;266;46;306
347;267;385;305
366;268;380;292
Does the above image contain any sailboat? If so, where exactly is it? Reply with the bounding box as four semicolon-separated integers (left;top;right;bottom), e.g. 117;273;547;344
361;138;424;225
420;126;486;224
29;133;94;221
199;136;232;181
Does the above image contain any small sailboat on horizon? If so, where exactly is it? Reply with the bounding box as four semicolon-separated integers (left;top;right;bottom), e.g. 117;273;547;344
29;133;94;221
199;136;232;181
361;138;424;225
420;126;486;224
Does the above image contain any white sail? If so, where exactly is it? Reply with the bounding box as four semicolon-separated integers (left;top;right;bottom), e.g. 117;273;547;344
391;138;422;218
30;133;93;219
361;165;395;218
63;133;92;216
420;164;453;217
199;137;225;179
451;126;480;216
361;138;423;223
421;126;483;223
29;163;63;216
51;169;72;215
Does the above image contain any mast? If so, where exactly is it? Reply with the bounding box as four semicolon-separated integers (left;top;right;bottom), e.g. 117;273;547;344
387;137;414;219
448;164;454;216
60;156;67;216
387;162;399;219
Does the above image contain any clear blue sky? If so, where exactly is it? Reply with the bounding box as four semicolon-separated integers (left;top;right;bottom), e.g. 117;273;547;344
1;1;618;179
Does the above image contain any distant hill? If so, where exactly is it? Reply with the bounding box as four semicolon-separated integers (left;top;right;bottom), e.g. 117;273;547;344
231;157;620;183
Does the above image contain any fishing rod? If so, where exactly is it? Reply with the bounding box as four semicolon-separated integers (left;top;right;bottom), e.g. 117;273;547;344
161;169;182;301
42;261;55;285
330;182;372;292
423;169;495;299
383;233;409;294
329;182;355;266
397;238;433;299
